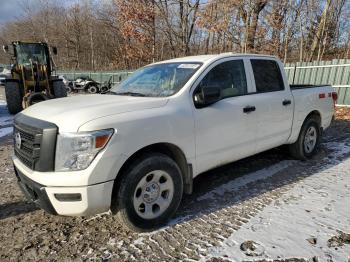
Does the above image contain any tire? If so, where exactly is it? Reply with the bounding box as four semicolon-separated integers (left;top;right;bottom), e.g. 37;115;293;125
66;85;73;93
113;153;183;232
27;93;48;106
87;85;98;94
100;86;109;94
4;81;23;114
288;116;321;160
53;81;67;98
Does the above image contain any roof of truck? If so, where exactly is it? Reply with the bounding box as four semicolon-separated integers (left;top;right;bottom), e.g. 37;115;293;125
155;53;278;64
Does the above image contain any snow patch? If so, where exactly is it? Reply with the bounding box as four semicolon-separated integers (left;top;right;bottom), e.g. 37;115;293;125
0;100;13;136
197;160;297;201
0;116;13;126
207;141;350;261
0;127;13;138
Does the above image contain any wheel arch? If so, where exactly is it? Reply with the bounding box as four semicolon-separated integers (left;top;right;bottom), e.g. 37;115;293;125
305;110;321;125
288;110;322;144
288;109;323;160
300;110;322;136
304;110;322;134
112;143;193;207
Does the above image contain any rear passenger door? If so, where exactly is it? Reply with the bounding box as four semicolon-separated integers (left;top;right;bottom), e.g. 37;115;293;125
249;59;293;152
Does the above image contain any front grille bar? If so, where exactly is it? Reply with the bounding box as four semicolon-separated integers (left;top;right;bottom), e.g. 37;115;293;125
14;114;58;172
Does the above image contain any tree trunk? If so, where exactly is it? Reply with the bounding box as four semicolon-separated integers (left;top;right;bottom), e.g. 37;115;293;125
246;0;267;52
308;0;331;61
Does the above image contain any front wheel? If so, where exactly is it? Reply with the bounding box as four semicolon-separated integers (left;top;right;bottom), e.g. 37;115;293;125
113;153;183;232
288;116;321;160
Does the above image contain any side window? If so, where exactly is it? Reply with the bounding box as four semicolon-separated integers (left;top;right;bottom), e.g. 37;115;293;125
199;60;247;99
251;59;284;92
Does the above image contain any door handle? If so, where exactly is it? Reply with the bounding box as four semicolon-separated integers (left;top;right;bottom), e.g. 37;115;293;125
282;99;292;106
243;106;256;113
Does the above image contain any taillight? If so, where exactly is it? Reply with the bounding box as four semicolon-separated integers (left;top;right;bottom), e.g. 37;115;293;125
332;92;338;101
332;92;337;108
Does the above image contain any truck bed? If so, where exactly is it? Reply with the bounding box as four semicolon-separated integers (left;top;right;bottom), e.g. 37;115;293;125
290;84;329;90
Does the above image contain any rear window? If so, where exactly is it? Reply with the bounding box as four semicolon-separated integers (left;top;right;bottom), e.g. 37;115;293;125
251;60;284;92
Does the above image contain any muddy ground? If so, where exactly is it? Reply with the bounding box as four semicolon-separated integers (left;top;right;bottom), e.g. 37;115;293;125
0;91;349;261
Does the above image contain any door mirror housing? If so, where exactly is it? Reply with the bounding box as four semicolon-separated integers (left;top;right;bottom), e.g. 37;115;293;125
194;85;221;107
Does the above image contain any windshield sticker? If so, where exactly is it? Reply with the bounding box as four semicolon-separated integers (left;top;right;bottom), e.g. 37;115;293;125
177;64;200;69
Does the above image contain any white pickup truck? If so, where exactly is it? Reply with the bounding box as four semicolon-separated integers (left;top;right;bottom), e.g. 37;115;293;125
12;53;336;231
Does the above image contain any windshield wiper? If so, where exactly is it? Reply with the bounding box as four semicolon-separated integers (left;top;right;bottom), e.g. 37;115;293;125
112;91;147;97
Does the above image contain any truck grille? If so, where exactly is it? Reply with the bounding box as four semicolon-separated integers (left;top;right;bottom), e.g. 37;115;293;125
14;114;58;172
14;124;43;170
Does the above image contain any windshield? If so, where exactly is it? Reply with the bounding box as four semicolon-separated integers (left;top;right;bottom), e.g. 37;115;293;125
15;44;47;65
111;62;202;97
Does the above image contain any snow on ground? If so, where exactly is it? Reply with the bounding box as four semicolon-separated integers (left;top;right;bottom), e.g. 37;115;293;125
0;127;13;138
197;160;297;201
207;141;350;261
0;115;12;126
0;100;13;138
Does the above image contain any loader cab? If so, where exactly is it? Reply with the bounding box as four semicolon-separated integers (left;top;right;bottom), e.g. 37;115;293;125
13;42;53;76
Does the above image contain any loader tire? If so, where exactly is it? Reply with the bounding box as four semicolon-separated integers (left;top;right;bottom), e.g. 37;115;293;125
53;80;67;98
4;81;23;114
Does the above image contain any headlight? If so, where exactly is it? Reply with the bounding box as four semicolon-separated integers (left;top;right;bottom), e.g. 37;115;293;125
55;129;114;172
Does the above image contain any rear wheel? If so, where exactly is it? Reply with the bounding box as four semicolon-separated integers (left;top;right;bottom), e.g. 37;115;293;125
53;80;67;98
113;153;183;232
87;85;98;94
4;81;23;114
288;116;321;160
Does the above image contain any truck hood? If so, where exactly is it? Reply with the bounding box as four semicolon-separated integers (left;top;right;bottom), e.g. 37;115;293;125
21;94;168;132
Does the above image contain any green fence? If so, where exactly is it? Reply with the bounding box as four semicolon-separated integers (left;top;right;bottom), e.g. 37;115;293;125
285;59;350;105
57;59;350;105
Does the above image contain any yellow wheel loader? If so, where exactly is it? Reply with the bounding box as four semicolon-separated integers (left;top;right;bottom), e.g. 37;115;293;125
2;41;67;114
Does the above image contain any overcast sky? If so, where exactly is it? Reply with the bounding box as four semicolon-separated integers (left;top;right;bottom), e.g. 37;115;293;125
0;0;85;26
0;1;24;25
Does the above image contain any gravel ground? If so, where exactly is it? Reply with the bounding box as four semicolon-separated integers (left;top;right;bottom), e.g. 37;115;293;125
0;89;349;261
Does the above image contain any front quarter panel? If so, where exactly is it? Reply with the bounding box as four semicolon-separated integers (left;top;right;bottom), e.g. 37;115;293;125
78;98;196;184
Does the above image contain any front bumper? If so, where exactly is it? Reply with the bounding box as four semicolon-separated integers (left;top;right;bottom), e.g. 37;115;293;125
15;165;57;215
14;164;114;216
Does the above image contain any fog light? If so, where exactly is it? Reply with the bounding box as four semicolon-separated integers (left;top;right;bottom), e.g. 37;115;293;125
54;193;82;202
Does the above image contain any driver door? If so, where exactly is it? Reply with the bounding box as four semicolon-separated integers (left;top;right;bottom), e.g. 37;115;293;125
192;58;257;174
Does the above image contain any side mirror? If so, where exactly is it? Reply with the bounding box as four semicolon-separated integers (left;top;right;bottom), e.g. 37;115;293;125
194;85;221;107
52;46;57;55
3;45;9;53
